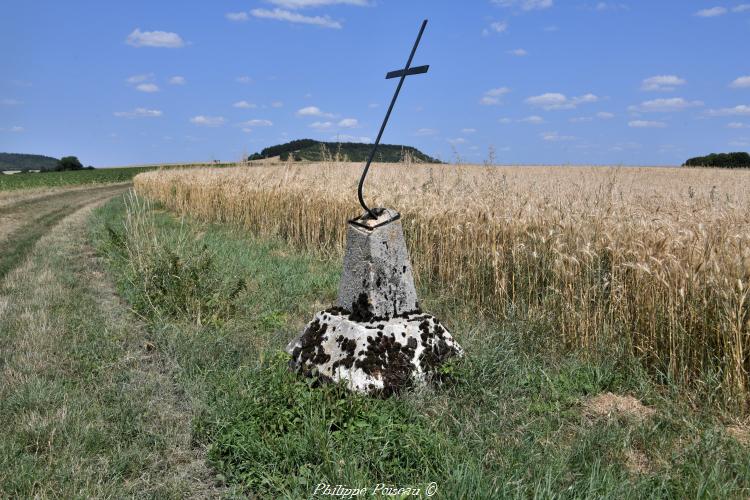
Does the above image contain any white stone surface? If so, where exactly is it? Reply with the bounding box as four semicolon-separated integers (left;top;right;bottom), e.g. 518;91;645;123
287;309;464;394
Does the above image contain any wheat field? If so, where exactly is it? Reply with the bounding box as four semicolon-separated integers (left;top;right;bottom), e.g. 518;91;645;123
134;162;750;406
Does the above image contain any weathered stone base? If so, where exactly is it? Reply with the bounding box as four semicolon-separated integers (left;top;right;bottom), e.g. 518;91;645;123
286;309;464;395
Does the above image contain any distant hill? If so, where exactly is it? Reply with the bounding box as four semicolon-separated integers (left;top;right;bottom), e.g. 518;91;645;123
247;139;441;163
683;152;750;169
0;153;60;172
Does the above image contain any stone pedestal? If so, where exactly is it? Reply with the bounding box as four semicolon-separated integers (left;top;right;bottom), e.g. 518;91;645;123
287;209;463;395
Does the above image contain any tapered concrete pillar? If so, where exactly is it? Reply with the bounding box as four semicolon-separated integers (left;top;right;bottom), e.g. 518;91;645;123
336;209;419;320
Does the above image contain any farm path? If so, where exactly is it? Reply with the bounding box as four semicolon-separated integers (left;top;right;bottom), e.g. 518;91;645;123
0;183;130;280
0;194;221;497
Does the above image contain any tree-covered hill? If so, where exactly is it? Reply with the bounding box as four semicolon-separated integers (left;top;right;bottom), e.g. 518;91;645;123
683;152;750;169
0;153;61;172
248;139;441;163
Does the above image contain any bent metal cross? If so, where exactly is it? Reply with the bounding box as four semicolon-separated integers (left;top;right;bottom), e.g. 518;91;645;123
356;19;430;223
286;19;463;395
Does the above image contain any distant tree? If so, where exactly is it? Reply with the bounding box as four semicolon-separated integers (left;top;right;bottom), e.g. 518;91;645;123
56;156;84;171
683;152;750;169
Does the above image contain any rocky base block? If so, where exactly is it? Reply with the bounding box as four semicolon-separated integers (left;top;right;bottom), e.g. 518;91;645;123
286;308;464;395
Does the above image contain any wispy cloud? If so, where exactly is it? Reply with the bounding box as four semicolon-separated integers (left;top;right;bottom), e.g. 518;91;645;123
727;122;748;128
508;48;528;56
226;12;249;21
136;83;159;93
168;76;186;85
480;87;511;106
461;128;477;134
239;119;273;127
126;28;185;48
628;120;667;128
734;4;750;11
126;73;153;84
596;111;615;119
1;98;22;106
1;125;24;133
297;106;335;118
332;134;372;143
707;105;750;116
415;128;439;136
521;115;545;124
250;8;342;29
641;75;686;92
310;121;333;130
494;0;553;11
114;108;163;118
629;97;703;112
730;76;750;88
236;76;253;84
525;92;599;110
541;131;575;141
268;0;370;8
338;118;359;128
190;115;225;127
695;6;727;17
233;101;257;109
271;101;284;108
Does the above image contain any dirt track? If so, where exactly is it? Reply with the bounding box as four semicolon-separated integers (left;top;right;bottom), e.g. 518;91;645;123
0;184;130;281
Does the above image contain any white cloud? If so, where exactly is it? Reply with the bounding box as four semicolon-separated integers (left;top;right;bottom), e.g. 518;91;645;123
594;2;628;11
729;138;750;147
233;100;257;109
310;121;333;130
521;115;545;124
337;118;359;128
498;118;513;124
447;137;467;145
641;75;686;92
271;101;284;108
629;97;703;112
508;48;528;56
190;115;225;127
126;73;153;84
494;0;553;11
1;125;25;132
569;116;593;123
268;0;370;8
480;87;510;106
695;6;727;17
629;120;667;128
733;4;750;11
240;119;273;127
250;8;342;29
226;12;249;21
489;21;508;33
169;76;186;85
707;105;750;116
727;122;747;128
1;98;22;106
114;108;163;118
242;128;253;133
415;128;438;136
126;28;185;48
596;111;615;119
236;76;253;84
730;76;750;88
541;131;575;141
525;92;599;110
136;83;159;93
461;128;477;134
297;106;335;118
332;134;372;143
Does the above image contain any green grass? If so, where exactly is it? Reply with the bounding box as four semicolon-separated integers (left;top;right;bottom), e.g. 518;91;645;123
84;194;750;498
0;166;157;190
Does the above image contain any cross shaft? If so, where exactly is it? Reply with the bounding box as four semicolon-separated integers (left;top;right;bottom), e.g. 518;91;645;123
357;19;430;219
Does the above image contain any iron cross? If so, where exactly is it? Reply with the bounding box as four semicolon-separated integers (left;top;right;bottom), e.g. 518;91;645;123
357;19;430;219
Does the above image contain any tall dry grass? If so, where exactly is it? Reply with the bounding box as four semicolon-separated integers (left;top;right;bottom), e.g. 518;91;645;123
134;162;750;407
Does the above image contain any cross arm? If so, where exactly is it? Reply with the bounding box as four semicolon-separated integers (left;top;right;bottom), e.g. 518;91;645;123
385;64;429;79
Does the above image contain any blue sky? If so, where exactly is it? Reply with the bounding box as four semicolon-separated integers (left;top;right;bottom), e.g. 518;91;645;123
1;0;749;166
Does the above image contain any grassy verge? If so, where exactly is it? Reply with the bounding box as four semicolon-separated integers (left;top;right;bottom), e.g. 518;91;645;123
0;199;217;497
88;194;750;497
